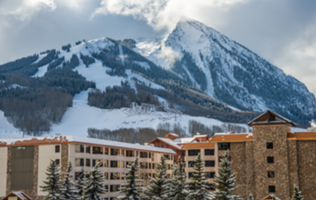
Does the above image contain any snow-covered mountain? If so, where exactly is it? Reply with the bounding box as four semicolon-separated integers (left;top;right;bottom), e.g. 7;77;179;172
135;18;316;122
0;18;314;138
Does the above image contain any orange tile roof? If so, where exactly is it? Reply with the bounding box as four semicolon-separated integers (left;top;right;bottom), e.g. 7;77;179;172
181;142;214;149
210;134;253;142
287;132;316;140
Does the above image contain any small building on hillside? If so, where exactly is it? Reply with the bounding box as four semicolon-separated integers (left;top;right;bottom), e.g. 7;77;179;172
1;191;32;200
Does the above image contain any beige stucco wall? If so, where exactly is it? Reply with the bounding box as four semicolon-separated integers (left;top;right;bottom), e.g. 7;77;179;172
37;145;61;196
184;148;215;183
68;144;173;199
0;147;7;197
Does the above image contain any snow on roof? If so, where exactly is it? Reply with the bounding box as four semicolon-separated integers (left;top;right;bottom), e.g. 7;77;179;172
169;133;179;137
157;137;182;149
0;135;175;154
173;137;194;143
71;136;175;154
12;191;32;200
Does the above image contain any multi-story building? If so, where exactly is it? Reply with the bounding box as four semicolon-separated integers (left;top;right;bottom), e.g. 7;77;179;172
0;136;175;200
210;110;316;200
151;110;316;200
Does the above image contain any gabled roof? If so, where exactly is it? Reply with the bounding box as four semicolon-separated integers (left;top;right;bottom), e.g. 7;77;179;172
248;110;297;127
287;132;316;140
261;194;281;200
2;191;32;200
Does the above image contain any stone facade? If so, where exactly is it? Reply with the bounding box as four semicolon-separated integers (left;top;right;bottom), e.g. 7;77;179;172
61;144;69;179
230;142;247;199
297;140;316;200
6;145;40;200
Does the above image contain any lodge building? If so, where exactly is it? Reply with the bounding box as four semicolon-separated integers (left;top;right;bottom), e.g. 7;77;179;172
0;136;175;200
1;110;316;200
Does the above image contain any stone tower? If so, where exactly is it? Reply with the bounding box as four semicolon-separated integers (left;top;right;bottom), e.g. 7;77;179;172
248;110;297;199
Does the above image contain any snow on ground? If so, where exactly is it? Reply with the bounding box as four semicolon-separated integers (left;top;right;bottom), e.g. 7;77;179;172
0;111;21;138
74;61;124;90
32;63;49;77
49;90;248;137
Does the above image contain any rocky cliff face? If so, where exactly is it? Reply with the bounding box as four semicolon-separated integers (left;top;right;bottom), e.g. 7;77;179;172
135;18;316;123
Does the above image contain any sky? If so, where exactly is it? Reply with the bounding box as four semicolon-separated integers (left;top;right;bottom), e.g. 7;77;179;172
0;0;316;95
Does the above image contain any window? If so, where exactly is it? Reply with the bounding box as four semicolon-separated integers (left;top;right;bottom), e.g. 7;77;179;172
75;158;84;166
149;152;151;158
205;172;215;179
165;154;171;160
55;145;60;153
104;172;108;180
92;146;103;154
167;164;171;170
188;172;193;178
75;172;81;180
104;160;108;167
267;156;274;164
121;161;124;168
121;173;125;180
126;161;133;168
205;149;214;156
152;163;156;169
218;143;230;151
188;161;195;168
126;150;135;157
93;159;103;167
104;185;108;191
104;148;109;155
75;144;84;153
86;159;90;167
162;145;164;148
140;152;148;158
149;163;151;169
268;171;275;178
111;148;119;156
110;173;120;180
110;161;120;168
205;161;215;167
267;142;273;149
166;174;171;179
86;145;90;154
181;152;185;156
188;150;200;156
120;149;124;156
55;159;60;165
140;162;148;169
110;185;120;192
268;186;276;193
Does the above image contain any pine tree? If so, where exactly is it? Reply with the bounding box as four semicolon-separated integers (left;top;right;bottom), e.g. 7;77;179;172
40;159;62;200
60;161;78;200
77;167;85;196
141;155;169;200
187;153;214;200
248;194;253;200
118;157;143;200
213;151;239;200
168;156;188;200
291;185;303;200
81;162;106;200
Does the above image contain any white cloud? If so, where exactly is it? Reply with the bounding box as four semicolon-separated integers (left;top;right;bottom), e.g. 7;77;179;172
273;24;316;95
92;0;248;31
0;0;56;22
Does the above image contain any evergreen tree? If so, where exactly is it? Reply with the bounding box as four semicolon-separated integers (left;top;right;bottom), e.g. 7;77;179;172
168;156;188;200
213;151;239;200
77;167;85;196
141;155;169;200
248;194;253;200
291;185;303;200
118;157;143;200
60;161;78;200
81;162;106;200
187;153;214;200
40;159;62;200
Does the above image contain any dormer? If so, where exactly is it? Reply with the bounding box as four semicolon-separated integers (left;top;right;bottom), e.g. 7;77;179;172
165;133;179;140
